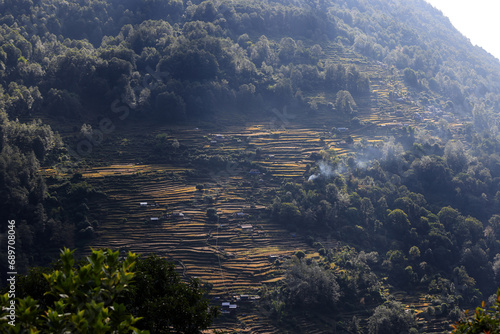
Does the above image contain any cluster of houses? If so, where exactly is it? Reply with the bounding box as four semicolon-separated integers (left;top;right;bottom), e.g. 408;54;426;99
215;211;258;232
216;294;260;315
268;254;292;262
208;134;228;145
140;202;187;224
140;202;158;207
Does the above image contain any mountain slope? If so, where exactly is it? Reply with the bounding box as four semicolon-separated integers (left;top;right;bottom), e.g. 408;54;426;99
1;0;500;333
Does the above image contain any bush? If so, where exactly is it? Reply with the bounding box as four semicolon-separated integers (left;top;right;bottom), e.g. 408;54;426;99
295;250;306;260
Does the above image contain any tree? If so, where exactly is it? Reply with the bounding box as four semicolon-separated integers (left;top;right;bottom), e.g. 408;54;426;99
368;301;416;334
123;254;219;333
387;209;410;236
0;248;147;333
335;90;357;114
444;141;468;172
437;206;460;230
1;249;219;333
206;208;218;221
285;258;340;309
278;37;297;63
409;246;421;261
403;68;418;87
277;202;302;225
360;197;375;225
193;1;217;22
294;250;306;260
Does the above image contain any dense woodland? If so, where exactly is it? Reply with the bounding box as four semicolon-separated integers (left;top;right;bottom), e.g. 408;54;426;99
2;0;500;332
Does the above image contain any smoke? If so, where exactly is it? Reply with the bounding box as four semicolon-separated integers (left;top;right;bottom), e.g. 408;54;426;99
308;161;337;181
308;174;320;181
318;161;334;177
356;159;369;169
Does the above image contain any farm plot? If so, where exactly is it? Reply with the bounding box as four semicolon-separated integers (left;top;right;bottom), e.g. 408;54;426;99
77;118;347;332
83;162;304;291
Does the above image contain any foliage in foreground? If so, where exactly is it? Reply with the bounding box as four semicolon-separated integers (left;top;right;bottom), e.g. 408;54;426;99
452;289;500;333
1;248;145;333
0;248;218;333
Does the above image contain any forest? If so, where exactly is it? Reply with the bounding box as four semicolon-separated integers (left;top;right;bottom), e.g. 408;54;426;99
2;0;500;332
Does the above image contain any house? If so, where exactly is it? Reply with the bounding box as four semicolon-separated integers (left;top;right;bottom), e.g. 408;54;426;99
337;127;348;133
249;169;261;175
220;302;237;314
140;202;148;207
241;224;253;230
172;211;184;218
150;217;159;222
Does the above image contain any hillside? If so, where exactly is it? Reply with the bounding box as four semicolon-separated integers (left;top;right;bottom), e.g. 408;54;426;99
2;0;500;333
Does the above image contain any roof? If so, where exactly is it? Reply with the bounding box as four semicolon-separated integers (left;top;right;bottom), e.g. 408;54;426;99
241;224;253;229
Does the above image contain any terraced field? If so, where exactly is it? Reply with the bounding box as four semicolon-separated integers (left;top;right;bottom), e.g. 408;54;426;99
64;46;461;333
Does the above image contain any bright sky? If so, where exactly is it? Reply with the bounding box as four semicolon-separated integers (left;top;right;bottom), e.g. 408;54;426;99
425;0;500;60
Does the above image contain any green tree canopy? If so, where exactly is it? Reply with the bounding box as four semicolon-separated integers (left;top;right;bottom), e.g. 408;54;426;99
1;248;218;333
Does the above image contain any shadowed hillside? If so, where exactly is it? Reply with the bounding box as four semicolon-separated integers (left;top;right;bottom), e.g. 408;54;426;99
1;0;500;332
